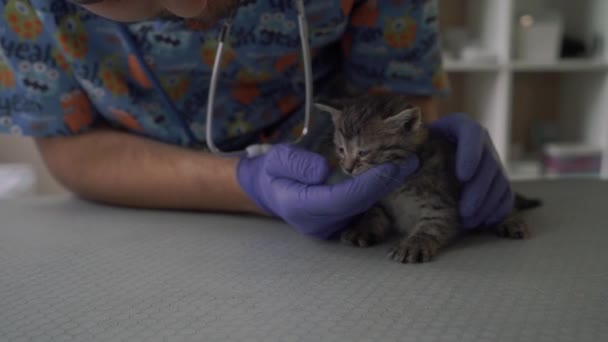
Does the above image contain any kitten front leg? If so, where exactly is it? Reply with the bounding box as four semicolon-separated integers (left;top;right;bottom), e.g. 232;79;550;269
388;208;459;263
495;212;530;239
341;205;392;247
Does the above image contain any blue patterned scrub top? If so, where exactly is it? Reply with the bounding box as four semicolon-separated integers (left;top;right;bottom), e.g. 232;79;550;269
0;0;448;149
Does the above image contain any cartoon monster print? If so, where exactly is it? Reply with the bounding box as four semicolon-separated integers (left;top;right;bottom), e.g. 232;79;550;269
61;90;95;133
99;54;129;96
147;29;193;56
383;13;418;49
79;78;106;101
277;94;300;115
108;107;143;131
0;115;14;134
0;53;16;89
56;14;88;59
109;104;172;141
128;54;153;89
18;61;60;97
350;0;379;28
423;0;438;29
237;0;260;21
226;112;253;138
201;39;236;68
257;11;296;35
231;85;260;106
274;52;298;73
3;0;43;40
53;49;70;73
236;68;272;84
138;103;174;141
160;74;189;102
386;60;423;79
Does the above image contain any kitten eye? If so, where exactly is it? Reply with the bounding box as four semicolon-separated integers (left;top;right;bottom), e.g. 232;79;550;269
338;147;345;154
358;150;369;157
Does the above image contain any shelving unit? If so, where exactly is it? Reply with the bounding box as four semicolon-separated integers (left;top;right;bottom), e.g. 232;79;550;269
438;0;608;180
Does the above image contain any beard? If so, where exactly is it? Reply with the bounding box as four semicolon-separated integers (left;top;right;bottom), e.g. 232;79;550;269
158;1;240;26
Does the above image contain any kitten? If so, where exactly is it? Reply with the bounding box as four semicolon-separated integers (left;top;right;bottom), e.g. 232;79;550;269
315;93;531;264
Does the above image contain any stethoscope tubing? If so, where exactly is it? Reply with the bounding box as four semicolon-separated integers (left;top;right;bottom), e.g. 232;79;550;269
116;0;313;157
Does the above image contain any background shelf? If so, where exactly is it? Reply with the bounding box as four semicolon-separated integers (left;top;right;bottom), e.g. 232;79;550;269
511;59;608;72
443;60;503;72
439;0;608;180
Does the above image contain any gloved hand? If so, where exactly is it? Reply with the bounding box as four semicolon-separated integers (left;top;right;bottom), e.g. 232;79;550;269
428;113;514;229
237;144;419;239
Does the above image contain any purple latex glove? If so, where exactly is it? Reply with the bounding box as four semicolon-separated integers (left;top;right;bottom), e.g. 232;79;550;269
237;144;419;239
428;113;514;229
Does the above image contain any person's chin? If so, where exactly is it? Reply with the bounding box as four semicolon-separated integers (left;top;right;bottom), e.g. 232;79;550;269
194;0;240;24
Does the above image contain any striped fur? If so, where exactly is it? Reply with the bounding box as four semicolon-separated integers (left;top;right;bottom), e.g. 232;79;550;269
318;94;529;263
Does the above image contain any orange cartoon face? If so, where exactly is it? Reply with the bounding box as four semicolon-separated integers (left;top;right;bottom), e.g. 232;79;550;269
226;112;253;138
231;85;260;106
109;107;143;132
61;90;95;133
0;54;16;89
99;55;129;96
383;15;418;49
161;74;190;102
350;0;379;28
56;15;88;60
53;50;70;73
277;94;300;116
236;68;272;84
201;40;236;68
128;54;153;89
3;0;43;40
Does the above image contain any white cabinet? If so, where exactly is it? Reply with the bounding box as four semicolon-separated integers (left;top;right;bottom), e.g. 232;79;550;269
438;0;608;180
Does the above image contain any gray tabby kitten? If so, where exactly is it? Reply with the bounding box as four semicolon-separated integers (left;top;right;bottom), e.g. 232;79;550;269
315;93;530;264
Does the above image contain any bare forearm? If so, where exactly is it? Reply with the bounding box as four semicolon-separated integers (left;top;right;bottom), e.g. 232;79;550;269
35;128;262;214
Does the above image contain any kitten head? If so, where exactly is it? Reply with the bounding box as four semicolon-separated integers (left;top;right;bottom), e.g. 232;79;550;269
315;94;427;176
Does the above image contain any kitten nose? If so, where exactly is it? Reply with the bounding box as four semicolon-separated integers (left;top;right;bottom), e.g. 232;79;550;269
343;159;356;173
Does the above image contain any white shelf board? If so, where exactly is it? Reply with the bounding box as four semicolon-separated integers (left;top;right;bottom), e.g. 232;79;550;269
511;59;608;72
507;159;543;181
444;60;503;72
444;59;608;73
507;159;605;181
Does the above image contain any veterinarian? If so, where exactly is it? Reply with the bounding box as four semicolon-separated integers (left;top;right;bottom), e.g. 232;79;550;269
0;0;513;239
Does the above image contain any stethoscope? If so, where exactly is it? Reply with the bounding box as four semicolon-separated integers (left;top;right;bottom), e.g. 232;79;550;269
117;0;313;158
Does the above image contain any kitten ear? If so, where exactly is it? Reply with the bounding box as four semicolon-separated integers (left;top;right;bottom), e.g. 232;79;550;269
314;102;343;120
384;106;422;131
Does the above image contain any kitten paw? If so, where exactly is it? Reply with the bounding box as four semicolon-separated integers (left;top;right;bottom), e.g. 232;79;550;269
495;215;530;239
340;227;381;247
340;206;391;248
387;234;440;263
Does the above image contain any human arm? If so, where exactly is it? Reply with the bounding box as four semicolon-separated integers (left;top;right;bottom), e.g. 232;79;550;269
35;126;420;240
35;127;263;214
